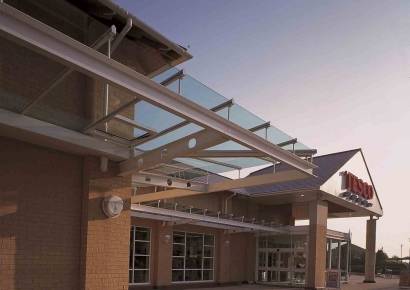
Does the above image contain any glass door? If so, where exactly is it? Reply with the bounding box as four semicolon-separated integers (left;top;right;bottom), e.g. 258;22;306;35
293;250;306;285
278;250;292;284
267;250;279;282
256;234;306;287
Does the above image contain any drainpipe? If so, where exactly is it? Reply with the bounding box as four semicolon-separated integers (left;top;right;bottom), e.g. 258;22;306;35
111;18;133;52
224;192;236;214
103;18;133;132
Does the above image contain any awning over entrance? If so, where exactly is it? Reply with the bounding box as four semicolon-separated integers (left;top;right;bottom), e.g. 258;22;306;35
0;1;316;201
236;149;383;218
131;202;286;233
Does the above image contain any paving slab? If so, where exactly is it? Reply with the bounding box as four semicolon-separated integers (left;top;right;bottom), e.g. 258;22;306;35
186;275;401;290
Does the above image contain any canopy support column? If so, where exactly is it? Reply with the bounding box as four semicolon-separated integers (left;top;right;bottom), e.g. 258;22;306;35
364;217;377;283
306;199;328;290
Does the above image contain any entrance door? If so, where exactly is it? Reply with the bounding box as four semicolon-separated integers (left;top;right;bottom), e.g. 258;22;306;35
267;250;278;282
257;248;293;284
256;235;306;287
277;249;292;284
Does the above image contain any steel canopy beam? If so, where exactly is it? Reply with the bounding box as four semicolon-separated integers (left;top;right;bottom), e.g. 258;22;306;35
0;4;315;175
206;169;307;192
132;172;206;191
186;150;264;158
0;108;129;161
82;98;140;132
132;188;198;203
131;169;309;203
120;129;227;176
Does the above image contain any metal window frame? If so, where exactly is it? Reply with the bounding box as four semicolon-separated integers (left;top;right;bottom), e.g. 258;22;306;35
170;230;215;283
129;225;152;285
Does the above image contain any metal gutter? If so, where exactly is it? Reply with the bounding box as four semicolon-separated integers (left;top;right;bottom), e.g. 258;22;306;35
97;0;192;65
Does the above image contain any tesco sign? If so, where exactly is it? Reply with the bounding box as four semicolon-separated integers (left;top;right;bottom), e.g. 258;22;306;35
342;171;374;200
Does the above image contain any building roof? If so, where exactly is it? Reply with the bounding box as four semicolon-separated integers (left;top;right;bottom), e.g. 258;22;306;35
67;0;192;74
238;149;361;195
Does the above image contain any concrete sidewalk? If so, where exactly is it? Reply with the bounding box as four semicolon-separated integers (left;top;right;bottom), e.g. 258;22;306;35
187;275;400;290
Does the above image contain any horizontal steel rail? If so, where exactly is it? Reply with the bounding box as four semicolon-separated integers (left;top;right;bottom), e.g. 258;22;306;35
131;204;285;233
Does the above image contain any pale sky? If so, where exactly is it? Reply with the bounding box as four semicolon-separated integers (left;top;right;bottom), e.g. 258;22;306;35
115;0;410;257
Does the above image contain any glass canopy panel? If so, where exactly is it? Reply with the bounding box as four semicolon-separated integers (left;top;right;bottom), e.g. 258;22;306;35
133;101;185;132
147;162;210;180
143;68;315;169
174;158;236;175
228;104;266;129
266;126;294;145
206;141;252;151
201;157;271;170
95;118;147;141
179;75;227;109
282;142;311;151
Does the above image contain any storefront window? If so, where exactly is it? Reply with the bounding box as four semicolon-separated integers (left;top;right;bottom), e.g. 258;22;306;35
129;226;151;284
172;231;215;282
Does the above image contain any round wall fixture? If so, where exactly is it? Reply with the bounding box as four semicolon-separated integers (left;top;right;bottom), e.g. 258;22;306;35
188;138;197;149
102;195;124;218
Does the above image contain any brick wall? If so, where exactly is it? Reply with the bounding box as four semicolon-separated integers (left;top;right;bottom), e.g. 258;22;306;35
80;158;132;290
0;136;83;290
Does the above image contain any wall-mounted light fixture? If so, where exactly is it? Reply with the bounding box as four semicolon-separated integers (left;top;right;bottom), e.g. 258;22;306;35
102;195;124;218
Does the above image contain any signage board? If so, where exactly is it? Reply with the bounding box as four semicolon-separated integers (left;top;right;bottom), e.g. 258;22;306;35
342;171;373;200
340;171;374;207
326;270;340;288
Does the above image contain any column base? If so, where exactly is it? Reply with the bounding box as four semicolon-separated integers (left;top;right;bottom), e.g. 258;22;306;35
363;280;376;283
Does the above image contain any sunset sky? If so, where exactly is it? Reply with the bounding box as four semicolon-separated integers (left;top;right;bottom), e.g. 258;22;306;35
115;0;410;257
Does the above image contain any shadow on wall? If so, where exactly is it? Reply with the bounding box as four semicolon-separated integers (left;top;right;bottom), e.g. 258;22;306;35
0;137;85;290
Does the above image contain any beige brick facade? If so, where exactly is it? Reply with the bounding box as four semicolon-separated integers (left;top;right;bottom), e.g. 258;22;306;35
0;137;83;290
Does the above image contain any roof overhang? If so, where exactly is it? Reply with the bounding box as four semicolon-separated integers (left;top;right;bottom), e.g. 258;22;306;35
65;0;193;76
236;188;381;218
258;225;350;241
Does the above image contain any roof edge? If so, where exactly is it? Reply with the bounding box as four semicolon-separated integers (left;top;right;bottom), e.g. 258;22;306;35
99;0;193;63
